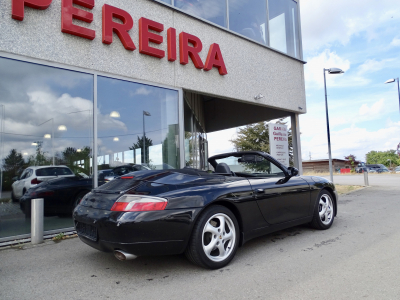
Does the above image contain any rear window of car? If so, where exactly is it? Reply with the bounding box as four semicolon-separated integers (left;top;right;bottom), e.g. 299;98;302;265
36;167;73;176
55;168;74;175
95;177;140;192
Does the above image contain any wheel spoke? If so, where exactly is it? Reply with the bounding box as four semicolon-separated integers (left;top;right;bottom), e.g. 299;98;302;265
217;216;226;234
204;238;218;255
325;210;331;221
204;222;219;235
217;242;226;257
319;206;326;217
224;230;233;241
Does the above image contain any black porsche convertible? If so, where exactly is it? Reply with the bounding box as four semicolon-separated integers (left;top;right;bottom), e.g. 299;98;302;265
73;151;338;269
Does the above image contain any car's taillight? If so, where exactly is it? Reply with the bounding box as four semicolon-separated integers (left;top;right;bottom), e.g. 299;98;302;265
28;190;54;197
110;195;167;212
31;178;42;184
37;191;54;197
121;176;134;179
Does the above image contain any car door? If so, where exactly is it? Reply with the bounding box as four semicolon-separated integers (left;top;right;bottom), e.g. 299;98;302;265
247;161;311;225
14;169;29;197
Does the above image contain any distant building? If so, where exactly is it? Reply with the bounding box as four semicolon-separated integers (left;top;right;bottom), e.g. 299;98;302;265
302;159;350;173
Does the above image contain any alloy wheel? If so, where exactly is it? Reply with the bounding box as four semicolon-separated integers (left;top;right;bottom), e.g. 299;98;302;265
201;213;236;262
319;194;333;225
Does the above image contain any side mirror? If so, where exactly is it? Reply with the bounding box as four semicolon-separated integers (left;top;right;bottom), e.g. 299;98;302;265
287;167;299;177
12;176;19;182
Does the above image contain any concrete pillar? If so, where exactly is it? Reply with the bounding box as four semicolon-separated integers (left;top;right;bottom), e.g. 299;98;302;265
291;113;303;175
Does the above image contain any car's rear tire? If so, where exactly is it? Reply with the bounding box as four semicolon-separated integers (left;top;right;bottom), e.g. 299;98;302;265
185;205;239;269
310;189;335;230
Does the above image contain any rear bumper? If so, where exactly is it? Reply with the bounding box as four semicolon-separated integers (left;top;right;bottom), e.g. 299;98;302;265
77;235;187;256
73;205;203;256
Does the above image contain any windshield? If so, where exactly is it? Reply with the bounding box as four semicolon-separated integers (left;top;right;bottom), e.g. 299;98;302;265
214;154;285;177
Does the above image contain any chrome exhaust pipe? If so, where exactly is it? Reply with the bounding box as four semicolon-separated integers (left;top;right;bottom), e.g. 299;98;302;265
113;250;137;261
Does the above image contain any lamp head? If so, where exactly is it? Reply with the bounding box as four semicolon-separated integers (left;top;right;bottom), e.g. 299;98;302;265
327;68;344;74
110;111;120;118
385;78;395;84
143;111;151;116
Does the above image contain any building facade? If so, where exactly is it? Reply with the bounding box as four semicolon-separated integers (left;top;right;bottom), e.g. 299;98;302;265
0;0;306;242
302;159;350;173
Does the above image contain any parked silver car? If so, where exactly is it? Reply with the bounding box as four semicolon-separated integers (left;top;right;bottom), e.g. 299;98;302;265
11;166;75;202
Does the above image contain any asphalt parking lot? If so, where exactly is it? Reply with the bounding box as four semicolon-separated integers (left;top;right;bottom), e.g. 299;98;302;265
1;185;400;300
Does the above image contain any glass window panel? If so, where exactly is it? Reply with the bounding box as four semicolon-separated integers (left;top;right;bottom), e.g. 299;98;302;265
135;148;142;165
268;0;300;58
0;57;93;240
175;0;227;28
97;76;180;173
124;150;134;164
229;0;268;45
183;101;208;170
159;0;172;4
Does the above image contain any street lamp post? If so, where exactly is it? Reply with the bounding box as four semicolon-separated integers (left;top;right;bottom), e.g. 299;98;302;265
143;111;151;164
323;68;345;183
384;78;400;114
38;118;54;165
387;159;391;170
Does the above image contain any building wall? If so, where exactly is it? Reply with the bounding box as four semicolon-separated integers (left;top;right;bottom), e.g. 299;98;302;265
0;0;306;114
302;160;349;173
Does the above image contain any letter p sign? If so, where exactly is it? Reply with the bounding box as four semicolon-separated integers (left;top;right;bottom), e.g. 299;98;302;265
12;0;53;21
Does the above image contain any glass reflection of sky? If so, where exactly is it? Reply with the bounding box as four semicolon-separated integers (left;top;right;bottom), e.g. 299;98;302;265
97;76;178;165
175;0;227;28
0;57;93;162
229;0;267;45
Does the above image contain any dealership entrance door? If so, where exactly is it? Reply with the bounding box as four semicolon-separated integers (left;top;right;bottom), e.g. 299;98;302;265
182;91;303;173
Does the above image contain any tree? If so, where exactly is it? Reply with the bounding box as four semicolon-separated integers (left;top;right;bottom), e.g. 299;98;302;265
366;150;400;167
61;146;91;174
230;119;293;166
2;149;25;190
344;154;360;170
3;149;25;175
29;141;49;166
130;135;153;164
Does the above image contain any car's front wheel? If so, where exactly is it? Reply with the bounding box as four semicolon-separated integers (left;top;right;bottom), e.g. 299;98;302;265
185;205;239;269
310;189;335;230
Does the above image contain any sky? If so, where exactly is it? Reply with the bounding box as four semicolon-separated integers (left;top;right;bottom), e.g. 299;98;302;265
208;0;400;163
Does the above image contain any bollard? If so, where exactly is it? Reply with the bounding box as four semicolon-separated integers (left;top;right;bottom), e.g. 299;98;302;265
31;198;44;244
363;171;369;187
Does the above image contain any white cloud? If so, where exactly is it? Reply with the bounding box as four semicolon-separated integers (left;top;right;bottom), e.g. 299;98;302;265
390;37;400;47
305;50;351;88
132;87;152;96
357;58;396;75
301;0;400;51
301;121;400;161
207;128;238;157
359;99;385;117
